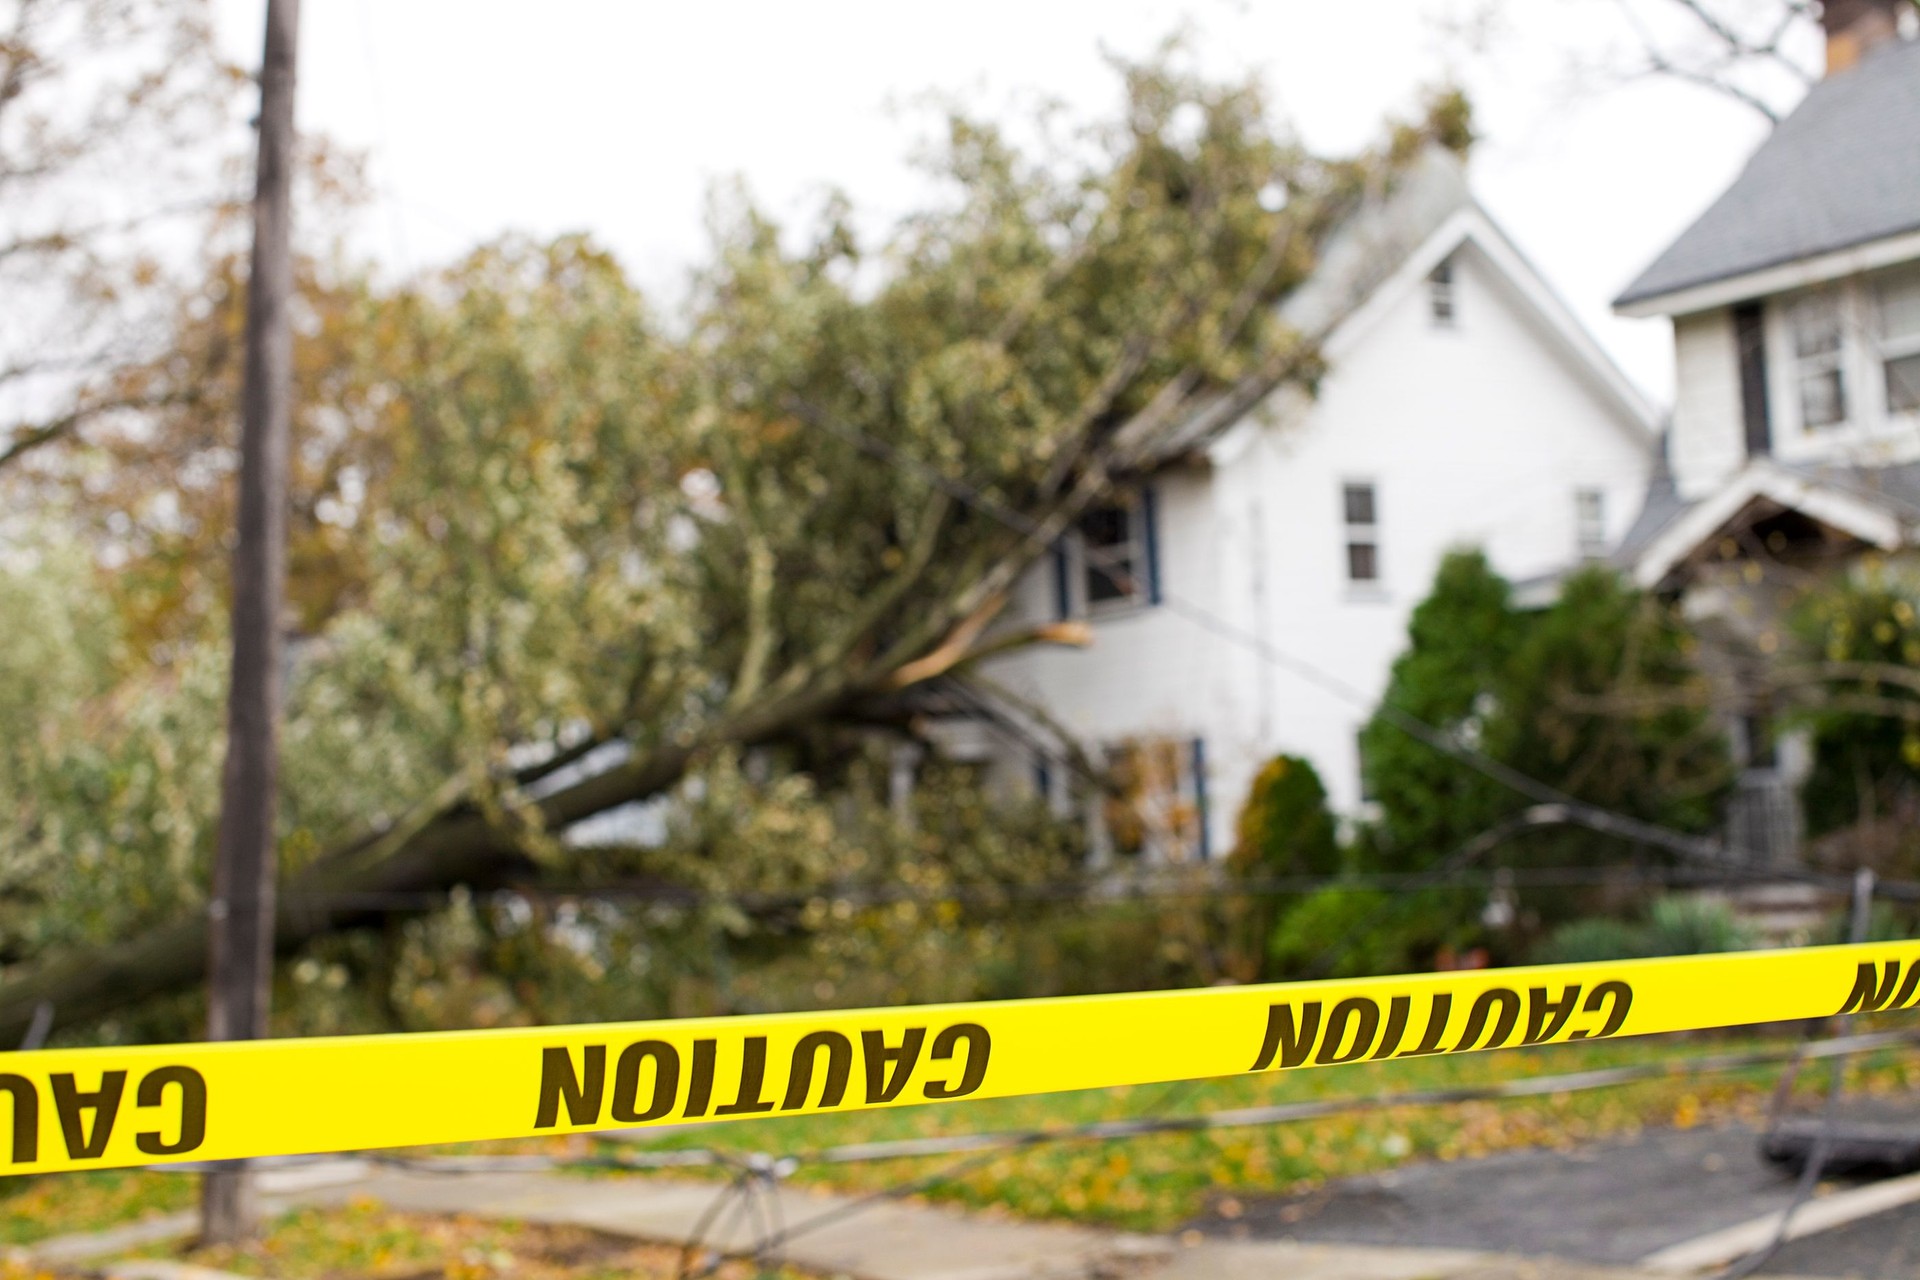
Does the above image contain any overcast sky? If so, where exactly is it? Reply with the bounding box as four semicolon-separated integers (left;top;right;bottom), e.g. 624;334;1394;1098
208;0;1812;405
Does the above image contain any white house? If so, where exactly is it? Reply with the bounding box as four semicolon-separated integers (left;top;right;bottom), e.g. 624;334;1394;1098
1611;2;1920;869
956;146;1659;860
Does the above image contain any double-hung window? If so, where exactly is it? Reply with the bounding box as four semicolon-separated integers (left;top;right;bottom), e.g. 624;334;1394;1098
1099;736;1210;862
1081;503;1141;607
1877;267;1920;417
1575;487;1607;560
1428;259;1456;327
1061;489;1159;616
1343;481;1379;585
1788;290;1849;429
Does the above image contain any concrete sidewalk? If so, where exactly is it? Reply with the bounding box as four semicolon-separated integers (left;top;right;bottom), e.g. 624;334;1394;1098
20;1160;1830;1280
290;1163;1821;1280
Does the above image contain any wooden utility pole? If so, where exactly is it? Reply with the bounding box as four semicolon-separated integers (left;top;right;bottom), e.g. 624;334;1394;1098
202;0;300;1245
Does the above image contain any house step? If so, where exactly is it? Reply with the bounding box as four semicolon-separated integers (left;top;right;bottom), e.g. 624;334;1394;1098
1695;882;1835;948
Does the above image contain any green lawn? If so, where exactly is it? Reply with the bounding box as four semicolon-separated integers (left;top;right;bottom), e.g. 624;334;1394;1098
128;1200;801;1280
0;1165;197;1246
590;1025;1920;1231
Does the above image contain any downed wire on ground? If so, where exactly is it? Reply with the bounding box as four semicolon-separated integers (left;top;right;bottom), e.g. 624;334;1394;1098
148;1025;1920;1276
332;1026;1920;1177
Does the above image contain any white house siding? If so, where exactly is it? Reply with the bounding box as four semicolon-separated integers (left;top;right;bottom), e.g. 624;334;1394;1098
988;464;1244;851
1669;308;1747;501
984;235;1652;855
1659;269;1920;507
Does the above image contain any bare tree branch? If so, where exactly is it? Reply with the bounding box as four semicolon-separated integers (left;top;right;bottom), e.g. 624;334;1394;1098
0;389;184;471
1609;0;1822;125
1641;47;1783;122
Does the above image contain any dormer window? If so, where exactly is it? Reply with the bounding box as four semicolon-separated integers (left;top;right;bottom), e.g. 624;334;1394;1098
1876;267;1920;416
1428;259;1456;327
1789;290;1848;429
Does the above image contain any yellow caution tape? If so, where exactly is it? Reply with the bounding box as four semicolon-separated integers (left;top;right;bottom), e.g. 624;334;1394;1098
1;941;1916;1176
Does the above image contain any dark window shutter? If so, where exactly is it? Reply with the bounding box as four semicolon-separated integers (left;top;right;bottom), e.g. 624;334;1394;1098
1735;302;1772;457
1141;486;1163;605
1052;543;1073;620
1190;736;1210;860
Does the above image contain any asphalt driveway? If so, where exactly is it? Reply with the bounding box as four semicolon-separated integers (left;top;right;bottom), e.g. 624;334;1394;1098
1188;1117;1920;1276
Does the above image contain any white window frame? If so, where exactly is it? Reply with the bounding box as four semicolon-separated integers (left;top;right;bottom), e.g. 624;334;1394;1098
1875;266;1920;420
1574;487;1607;560
1428;258;1457;328
1076;495;1149;616
1342;480;1381;589
1092;736;1207;865
1786;287;1850;432
1769;268;1920;454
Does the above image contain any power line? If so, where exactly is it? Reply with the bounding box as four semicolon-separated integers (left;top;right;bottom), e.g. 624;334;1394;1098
745;1025;1920;1280
1716;868;1880;1280
270;859;1910;915
171;1026;1920;1275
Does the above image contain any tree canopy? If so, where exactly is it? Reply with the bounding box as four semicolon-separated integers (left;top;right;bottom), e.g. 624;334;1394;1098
0;56;1471;1042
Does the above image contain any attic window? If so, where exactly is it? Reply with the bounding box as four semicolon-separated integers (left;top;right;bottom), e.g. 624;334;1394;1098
1789;290;1848;429
1428;258;1456;327
1343;481;1379;584
1877;268;1920;416
1575;488;1607;559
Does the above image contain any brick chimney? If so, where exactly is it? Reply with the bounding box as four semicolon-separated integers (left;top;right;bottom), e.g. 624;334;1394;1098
1821;0;1906;73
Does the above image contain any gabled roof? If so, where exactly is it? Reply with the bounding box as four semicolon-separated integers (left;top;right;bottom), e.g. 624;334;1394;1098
1135;147;1476;462
1615;36;1920;316
1624;456;1920;588
1145;147;1656;463
1613;429;1688;567
1278;145;1475;343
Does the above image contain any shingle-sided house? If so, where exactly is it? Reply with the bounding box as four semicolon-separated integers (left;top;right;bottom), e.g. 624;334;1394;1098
1612;3;1920;867
949;146;1659;862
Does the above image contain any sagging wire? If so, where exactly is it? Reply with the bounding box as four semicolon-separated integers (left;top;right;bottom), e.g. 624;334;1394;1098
181;1026;1920;1273
676;1153;794;1280
787;401;1873;894
1716;867;1879;1280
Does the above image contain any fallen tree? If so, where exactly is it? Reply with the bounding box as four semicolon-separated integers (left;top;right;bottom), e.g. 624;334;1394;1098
0;65;1468;1043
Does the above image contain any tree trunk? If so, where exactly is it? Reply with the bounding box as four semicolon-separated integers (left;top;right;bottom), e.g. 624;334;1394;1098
0;733;723;1045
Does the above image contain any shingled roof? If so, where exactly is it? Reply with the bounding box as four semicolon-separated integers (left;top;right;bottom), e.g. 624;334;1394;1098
1615;35;1920;312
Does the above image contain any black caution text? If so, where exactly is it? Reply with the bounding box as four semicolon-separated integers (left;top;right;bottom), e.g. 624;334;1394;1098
0;1064;207;1167
534;1023;991;1129
1249;981;1634;1072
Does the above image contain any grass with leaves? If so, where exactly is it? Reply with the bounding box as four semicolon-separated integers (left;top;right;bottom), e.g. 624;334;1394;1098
0;1167;196;1246
598;1024;1920;1231
125;1199;802;1280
